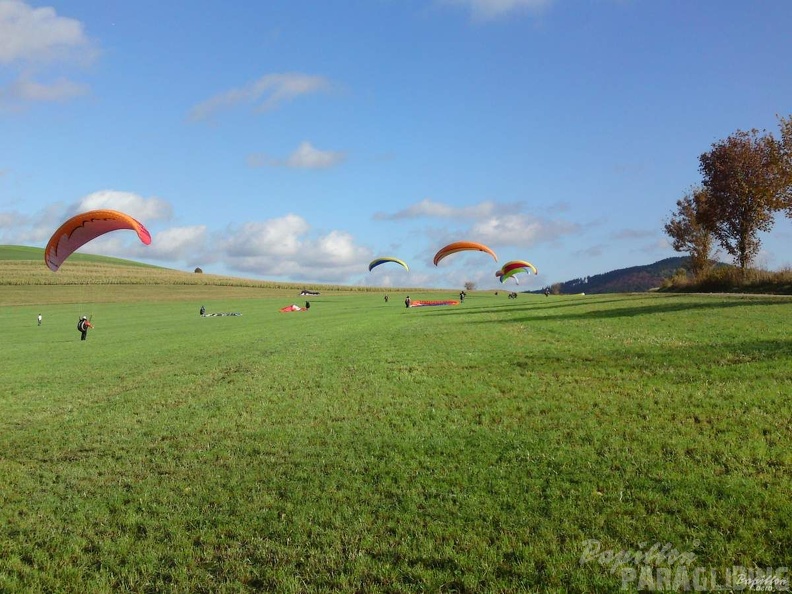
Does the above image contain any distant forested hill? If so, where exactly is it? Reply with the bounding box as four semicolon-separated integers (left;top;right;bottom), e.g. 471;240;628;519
534;257;692;294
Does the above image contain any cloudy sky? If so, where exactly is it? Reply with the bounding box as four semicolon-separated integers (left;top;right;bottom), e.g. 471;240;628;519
2;0;791;289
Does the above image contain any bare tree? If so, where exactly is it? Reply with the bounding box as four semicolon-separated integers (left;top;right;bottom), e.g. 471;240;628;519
464;281;476;291
698;121;790;271
664;187;714;276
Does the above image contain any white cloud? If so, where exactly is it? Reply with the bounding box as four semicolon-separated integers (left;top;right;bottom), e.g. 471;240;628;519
0;193;170;250
0;210;35;245
0;1;93;64
144;226;208;263
576;244;606;258
0;198;172;258
248;141;346;170
0;1;96;108
224;215;309;259
611;228;656;240
311;230;367;265
4;74;88;102
189;73;331;121
0;203;74;245
0;190;175;260
442;0;554;21
2;201;372;282
74;190;173;222
375;198;520;220
0;209;26;229
469;213;580;247
286;142;345;169
219;214;370;282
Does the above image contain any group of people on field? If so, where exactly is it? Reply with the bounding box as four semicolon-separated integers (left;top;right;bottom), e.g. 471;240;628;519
35;313;94;340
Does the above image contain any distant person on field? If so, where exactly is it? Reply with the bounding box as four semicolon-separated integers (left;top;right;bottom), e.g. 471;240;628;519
305;301;311;309
384;294;389;303
200;305;206;316
77;316;93;341
405;296;411;308
37;313;42;326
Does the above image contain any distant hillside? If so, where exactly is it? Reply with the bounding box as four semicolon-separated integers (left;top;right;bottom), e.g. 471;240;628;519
534;257;692;294
0;245;163;268
0;245;425;295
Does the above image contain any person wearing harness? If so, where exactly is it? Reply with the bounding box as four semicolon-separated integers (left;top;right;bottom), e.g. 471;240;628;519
77;316;93;341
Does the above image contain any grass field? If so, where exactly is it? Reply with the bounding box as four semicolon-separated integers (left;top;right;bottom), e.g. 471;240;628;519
1;256;791;593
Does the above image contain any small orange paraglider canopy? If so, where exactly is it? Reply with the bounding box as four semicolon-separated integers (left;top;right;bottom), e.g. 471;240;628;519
433;241;497;266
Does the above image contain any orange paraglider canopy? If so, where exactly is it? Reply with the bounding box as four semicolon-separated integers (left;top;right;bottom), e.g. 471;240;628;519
45;209;152;272
433;241;497;266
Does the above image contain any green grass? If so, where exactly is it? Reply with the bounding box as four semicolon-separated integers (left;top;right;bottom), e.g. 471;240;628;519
1;262;791;592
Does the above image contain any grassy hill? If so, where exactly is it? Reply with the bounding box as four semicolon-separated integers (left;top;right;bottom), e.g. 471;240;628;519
0;245;432;306
0;245;163;267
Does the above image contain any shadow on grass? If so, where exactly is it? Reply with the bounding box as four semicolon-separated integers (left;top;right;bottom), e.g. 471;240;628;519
426;294;791;322
513;337;792;371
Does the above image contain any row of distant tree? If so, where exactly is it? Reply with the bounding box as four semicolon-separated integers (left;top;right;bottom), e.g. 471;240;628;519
664;115;792;275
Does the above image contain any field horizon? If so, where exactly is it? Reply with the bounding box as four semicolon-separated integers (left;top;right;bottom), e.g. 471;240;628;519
1;249;790;592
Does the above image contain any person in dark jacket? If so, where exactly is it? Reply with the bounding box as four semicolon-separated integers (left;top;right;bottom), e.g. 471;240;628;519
77;316;93;341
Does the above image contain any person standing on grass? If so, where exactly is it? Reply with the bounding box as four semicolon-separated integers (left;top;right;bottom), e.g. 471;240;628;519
405;295;411;308
37;313;42;326
77;316;93;341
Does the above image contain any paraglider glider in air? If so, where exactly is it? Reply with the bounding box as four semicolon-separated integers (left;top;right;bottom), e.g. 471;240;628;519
496;260;538;283
368;257;409;272
45;209;152;272
433;241;497;266
499;260;538;276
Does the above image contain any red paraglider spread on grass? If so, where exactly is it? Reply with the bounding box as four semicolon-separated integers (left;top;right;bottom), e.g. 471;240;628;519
409;300;460;307
280;304;307;312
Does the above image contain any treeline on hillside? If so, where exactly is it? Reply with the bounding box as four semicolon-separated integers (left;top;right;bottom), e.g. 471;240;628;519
537;256;792;295
536;257;691;295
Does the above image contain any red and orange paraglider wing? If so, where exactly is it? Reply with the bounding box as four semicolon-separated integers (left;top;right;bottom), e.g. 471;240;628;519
433;241;497;266
45;209;152;272
501;260;538;276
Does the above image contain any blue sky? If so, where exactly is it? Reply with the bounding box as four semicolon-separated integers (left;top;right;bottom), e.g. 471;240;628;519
2;0;791;290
